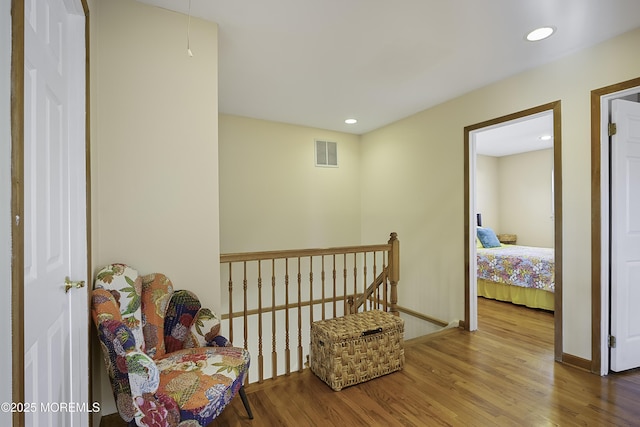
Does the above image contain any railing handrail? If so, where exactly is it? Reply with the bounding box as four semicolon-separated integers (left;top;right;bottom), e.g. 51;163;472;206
220;243;393;263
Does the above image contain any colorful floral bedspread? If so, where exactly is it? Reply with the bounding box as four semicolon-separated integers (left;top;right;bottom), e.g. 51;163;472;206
477;245;554;292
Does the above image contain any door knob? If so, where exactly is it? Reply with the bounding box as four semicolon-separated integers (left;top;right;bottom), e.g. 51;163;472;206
65;276;85;293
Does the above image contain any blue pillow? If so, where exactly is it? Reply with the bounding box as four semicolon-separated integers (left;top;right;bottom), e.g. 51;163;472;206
477;227;501;248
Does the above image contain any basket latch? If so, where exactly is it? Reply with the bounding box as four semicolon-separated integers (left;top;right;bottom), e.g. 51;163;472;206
361;327;383;337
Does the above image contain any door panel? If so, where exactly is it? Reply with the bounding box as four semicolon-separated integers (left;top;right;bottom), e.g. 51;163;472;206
610;98;640;372
23;0;88;424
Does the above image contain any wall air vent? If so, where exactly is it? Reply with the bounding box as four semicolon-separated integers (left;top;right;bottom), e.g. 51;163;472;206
315;140;338;167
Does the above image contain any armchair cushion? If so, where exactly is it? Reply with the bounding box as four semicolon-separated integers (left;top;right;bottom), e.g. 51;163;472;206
156;346;250;424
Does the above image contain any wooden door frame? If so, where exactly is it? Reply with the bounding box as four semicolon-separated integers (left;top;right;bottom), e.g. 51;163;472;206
463;101;563;361
10;0;90;425
10;2;25;425
590;77;640;375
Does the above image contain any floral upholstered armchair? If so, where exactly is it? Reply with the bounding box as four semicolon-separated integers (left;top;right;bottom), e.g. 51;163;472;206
91;264;253;427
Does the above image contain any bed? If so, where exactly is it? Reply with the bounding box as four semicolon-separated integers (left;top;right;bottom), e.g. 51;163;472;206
476;243;555;311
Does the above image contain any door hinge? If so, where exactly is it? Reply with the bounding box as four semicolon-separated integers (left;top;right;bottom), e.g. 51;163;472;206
608;122;617;136
609;335;617;348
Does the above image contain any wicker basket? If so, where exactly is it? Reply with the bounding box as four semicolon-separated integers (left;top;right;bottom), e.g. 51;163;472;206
497;233;517;244
310;310;405;391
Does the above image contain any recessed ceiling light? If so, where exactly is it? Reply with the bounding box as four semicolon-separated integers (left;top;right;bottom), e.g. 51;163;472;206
539;134;553;141
345;118;357;124
526;26;555;42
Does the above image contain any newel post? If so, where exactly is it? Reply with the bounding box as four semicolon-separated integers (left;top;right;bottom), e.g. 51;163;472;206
388;232;399;316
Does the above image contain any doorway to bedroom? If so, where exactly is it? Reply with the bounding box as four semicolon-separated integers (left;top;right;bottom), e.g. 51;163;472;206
464;101;563;361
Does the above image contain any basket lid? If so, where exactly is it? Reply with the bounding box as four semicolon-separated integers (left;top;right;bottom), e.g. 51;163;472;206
311;310;404;342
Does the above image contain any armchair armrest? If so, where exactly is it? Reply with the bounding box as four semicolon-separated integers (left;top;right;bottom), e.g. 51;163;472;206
95;319;141;423
98;319;177;426
125;350;160;396
189;308;230;348
127;351;182;427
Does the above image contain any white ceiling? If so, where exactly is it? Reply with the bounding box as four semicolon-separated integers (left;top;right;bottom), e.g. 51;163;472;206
475;112;554;157
138;0;640;135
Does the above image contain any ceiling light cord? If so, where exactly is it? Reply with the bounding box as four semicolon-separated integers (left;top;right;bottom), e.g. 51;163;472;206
187;0;193;57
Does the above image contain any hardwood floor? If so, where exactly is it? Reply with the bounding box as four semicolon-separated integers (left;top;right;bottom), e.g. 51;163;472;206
101;298;640;426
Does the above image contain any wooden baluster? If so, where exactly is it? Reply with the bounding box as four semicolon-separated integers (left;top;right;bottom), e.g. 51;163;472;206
352;253;357;313
309;255;314;327
271;259;277;381
321;255;326;321
363;252;368;311
285;258;290;375
332;254;337;318
373;251;378;310
388;232;399;315
382;252;389;311
243;262;248;349
228;263;233;343
380;251;385;310
257;260;263;383
343;254;348;315
297;257;303;372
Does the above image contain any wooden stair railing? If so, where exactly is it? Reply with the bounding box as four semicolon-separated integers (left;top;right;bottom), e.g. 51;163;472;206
219;232;399;385
348;268;387;313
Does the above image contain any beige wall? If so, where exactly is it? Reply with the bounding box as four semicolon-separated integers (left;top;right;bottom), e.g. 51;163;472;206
499;149;554;247
477;149;554;247
219;114;362;252
476;155;500;231
360;27;640;360
360;104;467;323
90;0;219;417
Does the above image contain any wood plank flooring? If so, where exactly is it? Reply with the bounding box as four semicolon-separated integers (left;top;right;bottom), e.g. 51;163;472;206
101;297;640;427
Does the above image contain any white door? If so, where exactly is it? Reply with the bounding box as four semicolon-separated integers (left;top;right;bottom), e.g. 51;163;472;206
23;0;88;425
610;98;640;372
